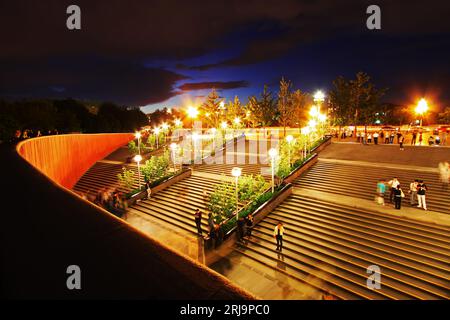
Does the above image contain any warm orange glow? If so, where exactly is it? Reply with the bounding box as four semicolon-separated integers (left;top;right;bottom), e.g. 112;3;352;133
187;106;199;119
415;98;428;115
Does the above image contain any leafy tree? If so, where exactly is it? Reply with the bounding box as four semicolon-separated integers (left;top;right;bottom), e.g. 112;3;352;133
238;174;268;202
117;167;135;191
226;96;246;128
128;141;139;155
329;72;386;137
438;107;450;124
200;89;223;128
141;150;170;182
291;89;312;129
277;77;294;136
247;85;276;128
208;181;237;223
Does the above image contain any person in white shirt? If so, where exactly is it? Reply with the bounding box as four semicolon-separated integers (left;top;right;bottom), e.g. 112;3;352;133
409;180;418;206
273;222;285;251
388;177;400;203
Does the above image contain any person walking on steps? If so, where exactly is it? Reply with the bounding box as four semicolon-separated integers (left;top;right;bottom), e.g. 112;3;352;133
409;179;419;206
417;180;428;211
274;222;285;251
194;209;203;235
393;185;405;210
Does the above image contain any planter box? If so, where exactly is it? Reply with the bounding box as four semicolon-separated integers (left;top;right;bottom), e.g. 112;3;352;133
311;136;332;154
283;154;318;184
205;184;293;261
127;168;192;206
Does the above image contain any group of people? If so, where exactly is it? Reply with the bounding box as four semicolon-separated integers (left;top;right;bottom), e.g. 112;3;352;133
11;129;59;142
193;209;257;250
335;128;448;148
94;187;128;215
377;177;429;210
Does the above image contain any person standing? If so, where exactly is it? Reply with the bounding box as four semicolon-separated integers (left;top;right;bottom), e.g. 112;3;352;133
417;180;428;211
438;161;449;191
399;134;405;151
388;177;400;203
389;132;395;144
418;132;423;146
376;180;386;206
368;133;372;144
411;132;417;145
245;213;254;237
409;180;419;206
273;222;285;251
194;209;203;235
208;212;215;231
373;132;379;145
384;132;390;144
145;181;152;199
393;185;404;210
237;216;246;242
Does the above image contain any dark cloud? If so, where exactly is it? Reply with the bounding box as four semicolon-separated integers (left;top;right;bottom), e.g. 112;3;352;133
178;81;249;91
1;0;449;106
0;57;187;105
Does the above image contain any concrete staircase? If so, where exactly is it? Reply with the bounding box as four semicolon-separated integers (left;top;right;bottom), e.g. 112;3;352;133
129;175;220;235
234;194;450;299
293;160;450;214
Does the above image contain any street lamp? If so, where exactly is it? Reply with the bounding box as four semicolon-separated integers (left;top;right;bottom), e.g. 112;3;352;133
314;90;325;114
268;148;278;193
415;98;428;127
174;119;182;128
286;135;294;167
170;143;178;172
134;154;143;189
301;127;311;158
309;106;319;118
221;121;228;130
154;127;161;149
231;167;242;223
187;106;199;129
135;131;142;155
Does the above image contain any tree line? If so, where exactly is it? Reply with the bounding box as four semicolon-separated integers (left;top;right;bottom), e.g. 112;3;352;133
0;98;149;143
148;71;448;132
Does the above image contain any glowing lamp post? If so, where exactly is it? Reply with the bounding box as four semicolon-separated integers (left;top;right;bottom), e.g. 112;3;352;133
161;122;169;143
134;154;143;189
268;148;278;193
231;167;242;223
174;119;182;128
170;143;178;172
187;106;199;129
415;98;428;127
135;131;142;155
221;121;228;130
154;127;161;149
211;128;217;151
314;90;325;114
286;135;294;167
301;127;311;158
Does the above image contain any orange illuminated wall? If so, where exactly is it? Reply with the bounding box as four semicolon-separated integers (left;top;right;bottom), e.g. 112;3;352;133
17;133;134;189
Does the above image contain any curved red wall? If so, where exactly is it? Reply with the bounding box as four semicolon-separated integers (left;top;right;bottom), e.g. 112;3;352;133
17;133;133;188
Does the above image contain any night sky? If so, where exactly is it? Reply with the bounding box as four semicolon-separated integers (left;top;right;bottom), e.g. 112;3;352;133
1;0;449;113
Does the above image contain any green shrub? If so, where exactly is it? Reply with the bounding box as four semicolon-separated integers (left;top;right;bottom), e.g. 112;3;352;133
117;167;135;191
